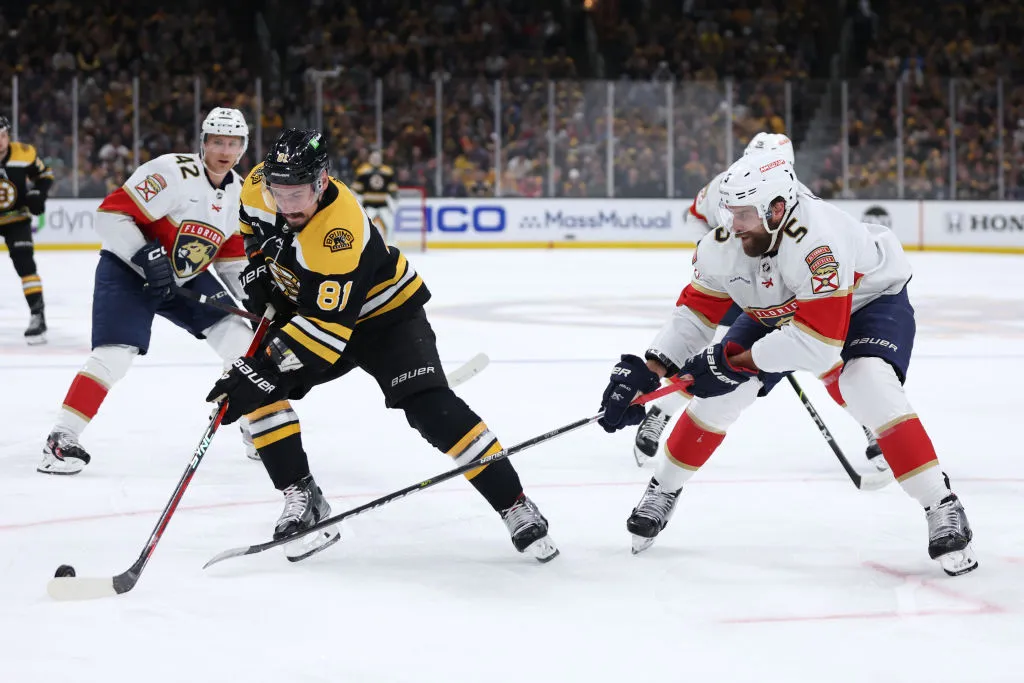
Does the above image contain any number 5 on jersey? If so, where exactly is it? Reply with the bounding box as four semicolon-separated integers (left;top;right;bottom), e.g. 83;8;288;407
317;280;353;311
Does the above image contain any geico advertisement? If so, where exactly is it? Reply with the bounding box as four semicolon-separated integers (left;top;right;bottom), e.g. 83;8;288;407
923;201;1024;248
394;198;704;243
33;199;101;244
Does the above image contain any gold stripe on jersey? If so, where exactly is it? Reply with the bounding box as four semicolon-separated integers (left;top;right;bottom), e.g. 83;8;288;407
281;321;342;364
5;142;37;166
358;273;425;322
290;315;350;355
367;254;409;298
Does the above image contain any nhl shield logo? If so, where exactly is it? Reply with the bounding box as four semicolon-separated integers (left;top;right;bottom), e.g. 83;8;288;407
173;221;224;276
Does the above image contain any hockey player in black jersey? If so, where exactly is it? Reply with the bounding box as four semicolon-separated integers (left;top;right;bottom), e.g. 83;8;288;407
207;129;558;563
350;150;398;242
0;115;54;343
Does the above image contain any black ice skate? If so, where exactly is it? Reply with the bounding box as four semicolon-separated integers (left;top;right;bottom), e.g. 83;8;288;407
500;495;559;563
274;475;340;562
25;311;46;345
925;493;978;576
627;478;682;555
863;425;888;472
38;430;91;475
634;406;670;466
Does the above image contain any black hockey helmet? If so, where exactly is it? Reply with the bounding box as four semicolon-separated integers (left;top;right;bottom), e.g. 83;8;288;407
0;115;10;133
263;128;330;186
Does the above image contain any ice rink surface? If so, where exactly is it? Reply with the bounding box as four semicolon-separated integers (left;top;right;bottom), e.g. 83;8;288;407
1;249;1022;682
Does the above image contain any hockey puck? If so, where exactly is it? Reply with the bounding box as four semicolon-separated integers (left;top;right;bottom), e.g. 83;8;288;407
54;564;76;578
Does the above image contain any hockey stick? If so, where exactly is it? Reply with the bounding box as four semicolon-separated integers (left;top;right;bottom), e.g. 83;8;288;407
175;287;489;390
46;310;277;601
786;374;891;491
203;385;673;569
174;287;263;323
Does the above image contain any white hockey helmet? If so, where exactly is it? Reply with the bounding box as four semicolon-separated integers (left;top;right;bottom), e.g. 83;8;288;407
743;132;794;165
718;154;798;233
200;107;249;164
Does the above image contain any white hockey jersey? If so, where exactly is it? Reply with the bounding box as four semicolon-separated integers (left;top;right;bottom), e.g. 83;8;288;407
651;195;913;377
94;153;246;296
688;170;814;232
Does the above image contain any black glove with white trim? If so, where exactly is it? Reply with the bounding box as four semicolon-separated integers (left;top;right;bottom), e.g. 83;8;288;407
598;354;661;433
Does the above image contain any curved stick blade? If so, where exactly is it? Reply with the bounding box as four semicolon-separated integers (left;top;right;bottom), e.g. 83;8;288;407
858;471;894;491
202;545;256;569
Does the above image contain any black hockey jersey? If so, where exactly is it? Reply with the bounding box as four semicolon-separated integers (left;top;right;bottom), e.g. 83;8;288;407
0;142;54;226
350;163;398;208
238;163;429;375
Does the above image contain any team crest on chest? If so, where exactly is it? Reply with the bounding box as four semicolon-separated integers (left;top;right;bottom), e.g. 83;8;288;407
804;245;840;294
323;228;355;252
0;178;16;210
173;221;224;276
268;261;301;300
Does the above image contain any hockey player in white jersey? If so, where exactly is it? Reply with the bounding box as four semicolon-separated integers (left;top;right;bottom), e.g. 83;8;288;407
634;132;886;472
39;108;259;474
597;155;977;576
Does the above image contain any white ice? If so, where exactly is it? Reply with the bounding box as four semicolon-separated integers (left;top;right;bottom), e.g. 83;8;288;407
1;249;1022;682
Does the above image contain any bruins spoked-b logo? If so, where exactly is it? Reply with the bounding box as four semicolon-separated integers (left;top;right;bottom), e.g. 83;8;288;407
324;227;354;252
173;221;224;276
0;177;18;211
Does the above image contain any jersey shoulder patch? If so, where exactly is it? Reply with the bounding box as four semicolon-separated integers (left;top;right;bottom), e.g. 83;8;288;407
296;180;370;276
355;163;373;175
240;163;271;208
378;165;394;174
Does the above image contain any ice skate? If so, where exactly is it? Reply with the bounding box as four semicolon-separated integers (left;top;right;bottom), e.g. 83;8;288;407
627;478;682;554
863;425;888;472
38;430;91;475
274;475;340;562
634;406;670;466
500;494;559;562
926;493;978;576
25;311;47;345
239;417;260;461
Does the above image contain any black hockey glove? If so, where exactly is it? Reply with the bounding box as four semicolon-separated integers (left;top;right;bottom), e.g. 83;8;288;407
240;261;293;318
130;240;175;302
677;341;757;399
598;354;661;433
24;190;46;216
206;352;285;425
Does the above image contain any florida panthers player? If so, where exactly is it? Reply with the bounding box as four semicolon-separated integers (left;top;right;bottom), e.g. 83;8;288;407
38;108;258;474
598;155;977;576
634;132;886;473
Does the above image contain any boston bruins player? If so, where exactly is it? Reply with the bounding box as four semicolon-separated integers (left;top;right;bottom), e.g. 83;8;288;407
350;150;398;242
208;129;557;563
0;115;54;343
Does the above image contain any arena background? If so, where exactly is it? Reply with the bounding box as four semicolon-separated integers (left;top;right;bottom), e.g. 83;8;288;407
2;0;1022;250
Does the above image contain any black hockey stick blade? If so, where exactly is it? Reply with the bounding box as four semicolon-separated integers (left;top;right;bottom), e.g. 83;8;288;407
204;412;604;568
47;312;274;601
785;374;892;491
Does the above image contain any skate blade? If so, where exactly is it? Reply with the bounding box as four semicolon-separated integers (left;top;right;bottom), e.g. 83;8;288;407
631;535;656;555
938;543;979;577
866;454;890;473
284;525;341;563
37;456;86;476
523;535;559;563
26;334;47;346
633;446;655;468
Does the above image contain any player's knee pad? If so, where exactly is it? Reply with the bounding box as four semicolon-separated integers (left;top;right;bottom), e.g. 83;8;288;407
396;387;479;453
838;356;914;434
686;378;760;432
85;345;138;386
204;315;254;365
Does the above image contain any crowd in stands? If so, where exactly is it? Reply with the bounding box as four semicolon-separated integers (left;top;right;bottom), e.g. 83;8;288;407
2;0;1023;200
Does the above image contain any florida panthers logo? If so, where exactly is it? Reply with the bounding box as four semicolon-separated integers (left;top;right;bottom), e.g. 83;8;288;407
173;221;224;276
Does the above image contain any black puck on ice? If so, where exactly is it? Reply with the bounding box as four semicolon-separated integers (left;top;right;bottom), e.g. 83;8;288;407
54;564;76;578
